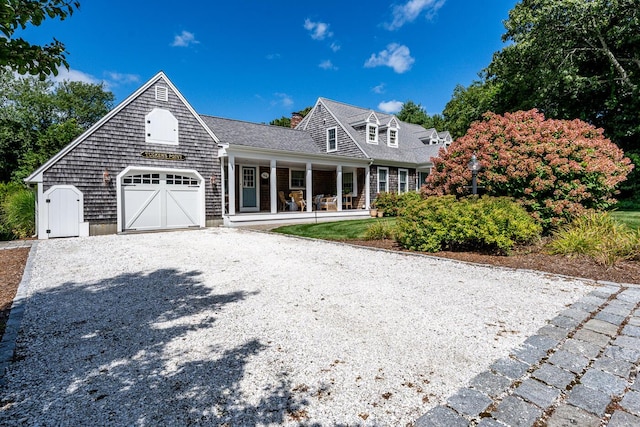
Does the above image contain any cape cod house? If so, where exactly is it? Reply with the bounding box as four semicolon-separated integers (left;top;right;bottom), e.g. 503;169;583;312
25;72;449;239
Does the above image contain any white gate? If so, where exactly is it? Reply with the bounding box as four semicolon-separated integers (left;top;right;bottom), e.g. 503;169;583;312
43;185;83;238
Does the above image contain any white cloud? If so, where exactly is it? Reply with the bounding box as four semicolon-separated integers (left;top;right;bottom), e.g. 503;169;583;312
378;100;404;113
304;18;333;40
364;43;415;74
319;60;338;70
266;53;281;60
372;83;386;94
106;72;140;85
330;42;341;52
385;0;446;30
274;92;294;108
50;68;101;85
171;30;199;47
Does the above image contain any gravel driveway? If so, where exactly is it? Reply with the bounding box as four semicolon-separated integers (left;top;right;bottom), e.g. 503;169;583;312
0;228;592;426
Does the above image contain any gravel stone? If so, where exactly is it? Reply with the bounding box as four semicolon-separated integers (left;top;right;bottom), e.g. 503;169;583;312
531;363;575;390
620;390;640;416
447;387;492;417
566;385;611;416
492;396;542;427
580;368;627;397
0;230;592;426
513;378;561;408
546;404;601;427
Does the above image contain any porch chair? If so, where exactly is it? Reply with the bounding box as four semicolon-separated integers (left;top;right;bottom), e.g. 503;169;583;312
313;194;324;210
319;195;338;211
278;191;288;211
289;190;306;211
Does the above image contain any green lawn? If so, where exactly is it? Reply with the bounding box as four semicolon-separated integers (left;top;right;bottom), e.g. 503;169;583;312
611;211;640;230
272;218;396;240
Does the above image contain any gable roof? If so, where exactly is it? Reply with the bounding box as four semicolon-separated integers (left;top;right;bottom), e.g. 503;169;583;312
200;115;321;154
25;71;219;183
314;98;447;165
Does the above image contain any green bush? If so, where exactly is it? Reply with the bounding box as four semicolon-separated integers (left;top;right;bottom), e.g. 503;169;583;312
395;195;542;254
372;191;423;217
364;219;395;240
548;212;640;266
1;185;36;240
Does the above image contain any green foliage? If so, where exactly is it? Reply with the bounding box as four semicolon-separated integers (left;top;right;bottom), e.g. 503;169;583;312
269;106;312;128
0;183;34;239
548;212;640;266
395;195;542;254
364;219;395;240
1;0;80;79
442;81;500;139
396;100;446;131
0;69;114;182
372;191;422;217
424;110;633;230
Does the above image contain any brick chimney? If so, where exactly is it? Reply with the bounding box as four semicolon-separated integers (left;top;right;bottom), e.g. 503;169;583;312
290;112;303;128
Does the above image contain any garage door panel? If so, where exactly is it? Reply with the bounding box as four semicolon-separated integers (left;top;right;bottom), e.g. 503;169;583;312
166;189;199;228
123;188;162;230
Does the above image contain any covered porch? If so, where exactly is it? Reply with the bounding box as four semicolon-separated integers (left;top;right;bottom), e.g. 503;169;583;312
219;148;372;227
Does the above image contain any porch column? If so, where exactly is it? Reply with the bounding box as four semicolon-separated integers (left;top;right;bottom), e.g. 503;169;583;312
220;157;227;214
270;160;277;213
336;165;343;212
228;154;236;216
306;162;312;212
365;165;371;209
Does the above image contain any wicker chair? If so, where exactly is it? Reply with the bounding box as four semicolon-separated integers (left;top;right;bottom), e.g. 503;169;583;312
289;190;306;211
278;191;288;211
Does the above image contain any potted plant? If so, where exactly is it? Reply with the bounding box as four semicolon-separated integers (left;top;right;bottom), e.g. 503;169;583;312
370;194;379;217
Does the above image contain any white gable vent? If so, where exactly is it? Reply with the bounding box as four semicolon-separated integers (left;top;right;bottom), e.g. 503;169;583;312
155;85;168;102
145;108;179;145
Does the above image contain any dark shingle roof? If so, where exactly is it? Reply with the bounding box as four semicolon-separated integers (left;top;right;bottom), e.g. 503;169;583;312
318;98;447;164
200;115;321;154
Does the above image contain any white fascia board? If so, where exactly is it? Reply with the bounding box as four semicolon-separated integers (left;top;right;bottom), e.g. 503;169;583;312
226;145;370;168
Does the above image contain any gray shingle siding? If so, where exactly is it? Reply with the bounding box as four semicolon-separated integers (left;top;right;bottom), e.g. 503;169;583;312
42;77;220;226
304;102;367;158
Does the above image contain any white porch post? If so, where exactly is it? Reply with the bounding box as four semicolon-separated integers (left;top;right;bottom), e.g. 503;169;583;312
365;165;371;209
270;160;277;213
336;165;343;212
305;162;312;212
220;158;226;214
228;154;236;216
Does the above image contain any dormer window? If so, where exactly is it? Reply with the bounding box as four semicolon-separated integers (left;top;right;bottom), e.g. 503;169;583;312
388;128;398;147
367;123;378;143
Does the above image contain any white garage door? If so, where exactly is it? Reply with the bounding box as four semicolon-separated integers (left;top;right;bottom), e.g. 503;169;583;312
122;172;201;231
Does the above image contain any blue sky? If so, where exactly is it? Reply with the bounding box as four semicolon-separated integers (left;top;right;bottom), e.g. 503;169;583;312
19;0;518;124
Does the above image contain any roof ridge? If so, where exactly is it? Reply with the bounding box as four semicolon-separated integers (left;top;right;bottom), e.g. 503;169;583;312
199;114;308;132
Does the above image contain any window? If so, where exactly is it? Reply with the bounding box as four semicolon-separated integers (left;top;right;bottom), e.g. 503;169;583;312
290;169;305;189
388;128;398;147
398;169;408;193
419;171;430;189
327;127;337;152
343;172;354;194
123;173;160;185
367;123;378;144
167;174;198;185
377;167;388;193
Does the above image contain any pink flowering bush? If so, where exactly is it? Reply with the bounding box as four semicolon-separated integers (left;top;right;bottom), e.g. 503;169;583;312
423;110;633;229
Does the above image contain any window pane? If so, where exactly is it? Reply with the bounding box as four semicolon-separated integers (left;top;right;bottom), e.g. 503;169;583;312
343;172;353;194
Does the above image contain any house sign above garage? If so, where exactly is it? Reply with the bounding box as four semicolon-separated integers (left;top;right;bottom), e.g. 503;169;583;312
140;151;186;161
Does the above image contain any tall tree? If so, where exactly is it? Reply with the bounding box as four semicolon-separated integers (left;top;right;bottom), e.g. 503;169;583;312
1;0;80;79
487;0;640;151
442;81;499;139
0;69;113;182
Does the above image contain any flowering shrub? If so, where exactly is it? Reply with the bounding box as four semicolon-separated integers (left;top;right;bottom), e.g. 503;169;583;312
423;110;633;229
395;195;541;254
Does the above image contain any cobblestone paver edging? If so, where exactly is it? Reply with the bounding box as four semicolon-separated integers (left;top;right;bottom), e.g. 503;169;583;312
415;282;640;426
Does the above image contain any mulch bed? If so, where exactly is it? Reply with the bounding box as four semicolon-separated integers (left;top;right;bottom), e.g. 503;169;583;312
0;247;30;338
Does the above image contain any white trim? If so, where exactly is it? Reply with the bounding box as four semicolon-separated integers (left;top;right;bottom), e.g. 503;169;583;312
25;71;220;184
116;165;206;233
387;127;398;148
398;168;409;193
377;167;389;193
326;126;337;152
239;165;259;212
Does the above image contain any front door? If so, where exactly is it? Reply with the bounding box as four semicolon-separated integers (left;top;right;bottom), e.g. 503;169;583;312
240;166;259;212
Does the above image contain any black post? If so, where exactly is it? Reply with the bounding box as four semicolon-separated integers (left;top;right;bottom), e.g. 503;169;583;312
472;170;478;195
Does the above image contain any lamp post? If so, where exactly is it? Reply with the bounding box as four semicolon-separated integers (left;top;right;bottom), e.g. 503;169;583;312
467;154;481;195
